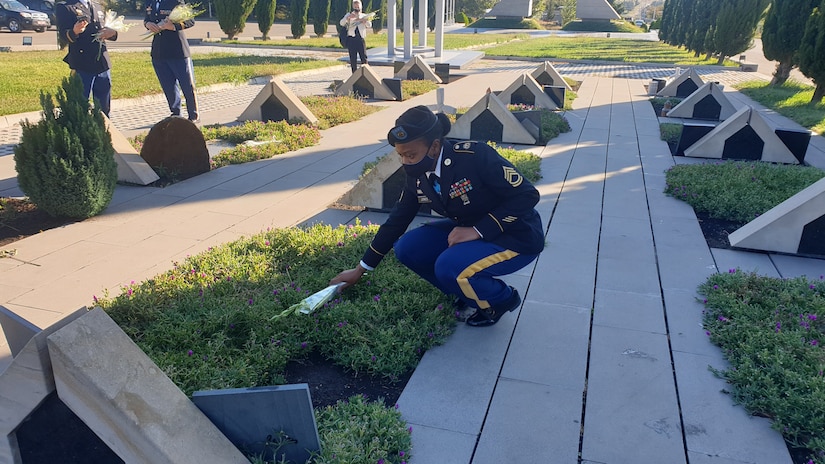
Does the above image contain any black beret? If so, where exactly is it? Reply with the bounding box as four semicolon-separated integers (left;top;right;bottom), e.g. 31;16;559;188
387;105;439;146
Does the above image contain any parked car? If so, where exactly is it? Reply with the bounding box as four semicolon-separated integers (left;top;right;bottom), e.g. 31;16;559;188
634;19;645;27
17;0;54;28
0;0;50;33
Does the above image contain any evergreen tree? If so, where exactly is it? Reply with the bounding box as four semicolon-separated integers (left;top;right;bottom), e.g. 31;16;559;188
685;0;718;56
310;0;331;36
798;1;825;103
214;0;257;39
331;0;349;47
710;0;769;65
291;0;310;38
14;75;117;219
256;0;277;40
658;0;678;44
762;0;819;85
673;0;695;48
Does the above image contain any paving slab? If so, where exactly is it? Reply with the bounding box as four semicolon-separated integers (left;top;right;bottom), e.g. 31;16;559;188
769;253;825;279
673;351;792;463
582;325;686;464
710;248;782;278
404;424;476;464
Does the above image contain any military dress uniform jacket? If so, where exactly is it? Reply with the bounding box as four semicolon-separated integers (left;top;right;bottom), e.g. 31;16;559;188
362;140;545;269
56;0;116;74
144;0;194;60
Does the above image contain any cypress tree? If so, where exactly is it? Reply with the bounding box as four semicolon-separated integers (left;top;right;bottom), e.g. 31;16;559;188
256;0;277;40
763;0;819;85
291;0;310;38
798;1;825;103
658;0;678;44
310;0;331;37
710;0;769;65
14;74;117;219
214;0;257;39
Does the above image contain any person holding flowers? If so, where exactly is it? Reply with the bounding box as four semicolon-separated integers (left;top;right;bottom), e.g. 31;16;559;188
339;0;372;73
144;0;199;122
56;0;118;117
331;106;545;327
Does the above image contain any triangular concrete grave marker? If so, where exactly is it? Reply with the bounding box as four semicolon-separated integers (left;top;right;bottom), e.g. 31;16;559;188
0;307;88;464
729;177;825;256
683;106;801;164
334;149;401;211
531;61;572;91
46;308;249;463
394;55;442;83
448;91;537;145
102;115;159;185
335;65;398;101
657;68;704;98
498;74;559;110
239;76;318;125
667;82;737;121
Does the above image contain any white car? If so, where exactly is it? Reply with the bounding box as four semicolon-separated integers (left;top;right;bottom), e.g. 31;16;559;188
634;19;645;27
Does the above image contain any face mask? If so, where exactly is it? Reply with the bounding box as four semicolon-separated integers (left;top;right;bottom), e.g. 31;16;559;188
403;152;435;178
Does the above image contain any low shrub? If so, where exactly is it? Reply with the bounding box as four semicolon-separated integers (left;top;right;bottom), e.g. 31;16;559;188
562;19;638;32
700;271;825;463
659;122;682;147
203;120;321;167
98;221;455;395
314;395;412;464
664;161;825;222
300;94;383;130
468;17;542;29
14;75;117;219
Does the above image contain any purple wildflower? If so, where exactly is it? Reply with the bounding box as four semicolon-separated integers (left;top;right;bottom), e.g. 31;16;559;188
187;350;193;356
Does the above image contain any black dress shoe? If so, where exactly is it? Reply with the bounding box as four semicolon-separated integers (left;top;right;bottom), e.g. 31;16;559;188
466;287;521;327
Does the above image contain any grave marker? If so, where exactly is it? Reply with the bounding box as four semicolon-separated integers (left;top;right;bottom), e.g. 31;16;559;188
729;177;825;256
335;65;398;101
666;82;737;121
238;77;318;125
448;91;537;145
657;68;704;98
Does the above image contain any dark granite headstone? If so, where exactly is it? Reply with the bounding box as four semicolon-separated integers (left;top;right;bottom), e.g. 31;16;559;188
775;129;810;164
722;125;764;160
798;214;825;256
382;167;432;213
16;392;124;464
675;123;715;156
675;79;699;98
192;385;320;464
352;76;375;99
140;117;210;177
383;78;403;101
533;71;553;87
693;94;722;120
653;78;667;93
407;64;425;81
260;94;290;123
434;63;450;83
544;86;566;107
510;85;536;106
470;109;504;142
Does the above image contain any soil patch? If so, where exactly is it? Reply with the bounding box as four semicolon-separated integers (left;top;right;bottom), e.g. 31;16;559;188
0;198;77;248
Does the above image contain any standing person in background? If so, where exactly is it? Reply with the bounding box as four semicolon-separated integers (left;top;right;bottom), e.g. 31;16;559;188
56;0;118;117
144;0;198;122
339;0;370;73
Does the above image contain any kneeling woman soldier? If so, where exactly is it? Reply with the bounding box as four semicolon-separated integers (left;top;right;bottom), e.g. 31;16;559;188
331;106;545;327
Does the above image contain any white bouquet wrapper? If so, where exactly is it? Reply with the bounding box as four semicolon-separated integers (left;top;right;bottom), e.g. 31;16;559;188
270;283;344;320
142;3;203;40
94;10;134;42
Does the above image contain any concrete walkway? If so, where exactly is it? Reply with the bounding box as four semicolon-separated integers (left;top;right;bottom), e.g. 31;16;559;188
2;54;824;463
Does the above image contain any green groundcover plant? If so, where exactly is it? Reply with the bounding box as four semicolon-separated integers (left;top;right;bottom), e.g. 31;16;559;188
98;222;456;462
664;161;825;222
700;271;825;464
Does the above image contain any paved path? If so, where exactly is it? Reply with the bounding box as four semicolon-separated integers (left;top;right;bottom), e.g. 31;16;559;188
2;51;825;463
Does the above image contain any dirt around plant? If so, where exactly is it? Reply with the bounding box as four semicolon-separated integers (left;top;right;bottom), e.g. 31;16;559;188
0;198;77;248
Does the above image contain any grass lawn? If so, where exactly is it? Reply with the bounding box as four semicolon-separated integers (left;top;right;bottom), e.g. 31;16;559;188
734;80;825;135
228;31;528;50
0;51;339;116
483;37;738;66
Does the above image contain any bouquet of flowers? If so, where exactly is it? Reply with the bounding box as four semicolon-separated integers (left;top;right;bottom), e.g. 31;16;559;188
93;11;134;57
269;283;344;321
142;3;203;40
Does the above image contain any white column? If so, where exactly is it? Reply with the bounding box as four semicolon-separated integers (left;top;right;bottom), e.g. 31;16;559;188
434;0;444;57
403;0;413;58
418;0;428;47
387;0;396;57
